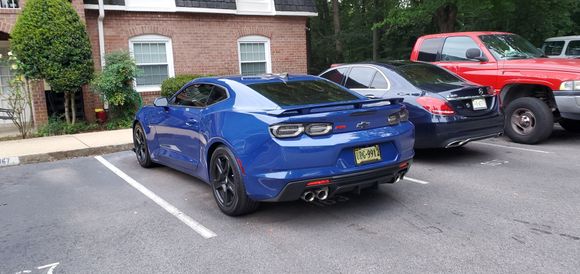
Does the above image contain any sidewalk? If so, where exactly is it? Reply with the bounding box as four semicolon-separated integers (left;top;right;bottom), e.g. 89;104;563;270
0;128;133;167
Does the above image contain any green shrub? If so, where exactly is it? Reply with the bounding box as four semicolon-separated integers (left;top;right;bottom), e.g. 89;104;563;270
105;116;134;131
37;116;98;137
161;75;210;98
91;51;141;119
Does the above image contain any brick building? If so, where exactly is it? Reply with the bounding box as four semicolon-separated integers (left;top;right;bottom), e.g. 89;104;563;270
0;0;316;127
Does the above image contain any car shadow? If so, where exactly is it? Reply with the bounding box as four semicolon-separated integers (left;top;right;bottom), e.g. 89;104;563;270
242;187;411;223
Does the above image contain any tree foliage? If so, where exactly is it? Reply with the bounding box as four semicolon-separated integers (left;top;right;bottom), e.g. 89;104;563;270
309;0;580;74
10;0;94;124
91;51;141;119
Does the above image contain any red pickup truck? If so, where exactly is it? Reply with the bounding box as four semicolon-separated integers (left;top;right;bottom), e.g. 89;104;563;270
411;31;580;144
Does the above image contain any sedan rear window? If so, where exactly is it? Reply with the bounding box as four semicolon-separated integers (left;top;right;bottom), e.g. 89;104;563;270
248;80;359;106
395;63;463;88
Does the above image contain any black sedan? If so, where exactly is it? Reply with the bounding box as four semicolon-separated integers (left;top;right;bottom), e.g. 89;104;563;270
320;61;504;148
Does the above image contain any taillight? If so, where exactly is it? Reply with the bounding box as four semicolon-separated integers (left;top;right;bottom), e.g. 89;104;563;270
270;124;304;138
305;123;333;136
399;108;409;122
416;96;455;116
270;123;333;138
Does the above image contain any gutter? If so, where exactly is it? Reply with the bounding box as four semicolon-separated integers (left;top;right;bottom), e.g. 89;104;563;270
97;0;105;69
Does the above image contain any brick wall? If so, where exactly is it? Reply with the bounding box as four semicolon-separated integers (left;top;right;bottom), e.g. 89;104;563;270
85;11;309;104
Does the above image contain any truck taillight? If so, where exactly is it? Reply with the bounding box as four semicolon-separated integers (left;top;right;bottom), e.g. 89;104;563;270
416;96;455;116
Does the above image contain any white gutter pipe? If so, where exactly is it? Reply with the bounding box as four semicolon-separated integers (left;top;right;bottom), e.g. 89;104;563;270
97;0;109;110
97;0;106;69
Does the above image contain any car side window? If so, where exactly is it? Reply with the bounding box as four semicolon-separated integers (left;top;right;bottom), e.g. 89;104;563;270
320;68;348;85
418;38;444;62
543;41;565;56
345;67;377;89
171;84;214;107
206;86;228;106
565;40;580;56
441;36;481;61
370;73;389;89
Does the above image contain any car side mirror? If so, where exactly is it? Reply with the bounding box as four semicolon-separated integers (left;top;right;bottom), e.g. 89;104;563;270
466;48;487;62
153;97;168;108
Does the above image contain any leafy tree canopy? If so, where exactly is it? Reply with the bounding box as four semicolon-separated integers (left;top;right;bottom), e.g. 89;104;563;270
10;0;94;94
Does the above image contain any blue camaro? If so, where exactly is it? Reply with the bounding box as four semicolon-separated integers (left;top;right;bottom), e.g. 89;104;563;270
133;75;414;216
320;62;504;148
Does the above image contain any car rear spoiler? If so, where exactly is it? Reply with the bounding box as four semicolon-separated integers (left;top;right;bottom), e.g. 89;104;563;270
266;98;404;117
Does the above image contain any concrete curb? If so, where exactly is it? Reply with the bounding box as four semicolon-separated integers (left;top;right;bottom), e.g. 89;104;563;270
1;143;133;168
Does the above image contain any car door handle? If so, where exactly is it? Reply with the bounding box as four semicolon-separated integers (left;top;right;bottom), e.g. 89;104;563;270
185;119;198;127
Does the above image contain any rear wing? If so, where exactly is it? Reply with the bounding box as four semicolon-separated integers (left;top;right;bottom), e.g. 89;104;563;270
266;98;404;117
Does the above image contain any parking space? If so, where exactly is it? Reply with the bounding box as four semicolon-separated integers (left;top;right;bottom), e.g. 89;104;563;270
1;128;579;273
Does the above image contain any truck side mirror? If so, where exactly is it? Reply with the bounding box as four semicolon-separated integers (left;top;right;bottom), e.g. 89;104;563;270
153;97;169;107
466;48;487;62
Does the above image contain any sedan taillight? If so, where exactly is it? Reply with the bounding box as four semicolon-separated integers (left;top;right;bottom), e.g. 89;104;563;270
416;96;455;116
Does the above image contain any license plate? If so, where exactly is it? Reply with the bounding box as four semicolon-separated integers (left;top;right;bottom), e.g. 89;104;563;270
472;98;487;110
354;145;382;165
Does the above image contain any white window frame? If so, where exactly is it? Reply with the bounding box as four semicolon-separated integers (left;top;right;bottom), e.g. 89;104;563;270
129;34;175;92
237;35;272;75
0;40;14;96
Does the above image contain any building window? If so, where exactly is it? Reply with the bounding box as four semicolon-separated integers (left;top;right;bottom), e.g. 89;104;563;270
0;43;14;96
129;35;174;92
0;0;19;9
238;36;271;76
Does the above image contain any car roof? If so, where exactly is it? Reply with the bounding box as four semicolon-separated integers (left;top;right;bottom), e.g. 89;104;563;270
544;35;580;41
327;60;432;71
195;74;321;86
420;31;512;39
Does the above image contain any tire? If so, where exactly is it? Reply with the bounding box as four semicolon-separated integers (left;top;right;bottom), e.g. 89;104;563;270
504;97;553;144
559;118;580;133
210;146;259;216
133;123;154;168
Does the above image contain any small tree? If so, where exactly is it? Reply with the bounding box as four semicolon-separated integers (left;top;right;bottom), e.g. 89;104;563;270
3;52;34;139
10;0;94;125
91;51;141;119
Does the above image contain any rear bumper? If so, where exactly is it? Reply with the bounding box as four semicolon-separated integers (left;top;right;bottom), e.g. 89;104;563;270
554;91;580;120
414;113;504;148
263;161;411;202
239;123;415;201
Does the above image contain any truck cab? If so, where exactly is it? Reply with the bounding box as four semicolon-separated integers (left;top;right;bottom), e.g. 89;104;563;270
411;32;580;144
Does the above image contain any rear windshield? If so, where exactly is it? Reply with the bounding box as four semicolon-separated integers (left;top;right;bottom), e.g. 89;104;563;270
248;80;359;106
394;63;464;88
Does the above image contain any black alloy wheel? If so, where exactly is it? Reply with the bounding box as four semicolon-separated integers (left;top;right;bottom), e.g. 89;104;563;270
133;123;154;168
210;146;259;216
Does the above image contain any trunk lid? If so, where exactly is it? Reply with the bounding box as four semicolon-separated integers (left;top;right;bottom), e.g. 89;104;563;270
432;86;498;117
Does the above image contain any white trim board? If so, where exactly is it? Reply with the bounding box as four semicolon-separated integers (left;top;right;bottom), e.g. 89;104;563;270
84;4;317;16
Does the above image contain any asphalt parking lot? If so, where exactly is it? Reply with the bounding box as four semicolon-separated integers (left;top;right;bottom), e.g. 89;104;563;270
1;127;579;273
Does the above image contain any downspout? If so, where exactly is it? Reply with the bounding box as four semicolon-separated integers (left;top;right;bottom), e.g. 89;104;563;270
97;0;108;110
98;0;105;69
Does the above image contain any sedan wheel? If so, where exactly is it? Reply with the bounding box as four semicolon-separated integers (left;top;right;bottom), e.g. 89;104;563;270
210;146;259;216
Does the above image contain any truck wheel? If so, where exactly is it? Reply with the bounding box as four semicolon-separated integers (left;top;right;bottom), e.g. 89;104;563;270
504;97;553;144
559;118;580;133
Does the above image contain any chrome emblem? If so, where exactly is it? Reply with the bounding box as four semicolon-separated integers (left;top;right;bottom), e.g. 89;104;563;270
479;88;485;95
356;121;371;129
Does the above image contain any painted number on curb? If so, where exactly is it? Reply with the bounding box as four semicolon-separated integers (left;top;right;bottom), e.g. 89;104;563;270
0;157;20;167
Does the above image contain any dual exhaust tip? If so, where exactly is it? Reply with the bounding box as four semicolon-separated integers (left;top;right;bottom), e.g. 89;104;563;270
301;187;329;202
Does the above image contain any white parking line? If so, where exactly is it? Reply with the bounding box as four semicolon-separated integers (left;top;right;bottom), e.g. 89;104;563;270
404;177;430;185
95;156;217;239
472;141;551;154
